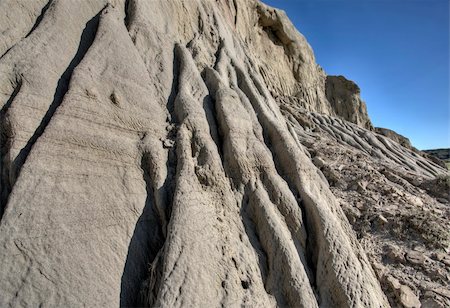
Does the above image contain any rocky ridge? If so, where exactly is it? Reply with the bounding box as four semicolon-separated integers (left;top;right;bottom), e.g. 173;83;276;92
374;127;413;150
0;0;448;307
424;149;450;169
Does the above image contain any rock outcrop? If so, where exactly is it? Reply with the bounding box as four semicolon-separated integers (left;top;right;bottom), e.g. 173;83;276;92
0;0;448;307
375;127;413;150
281;103;450;307
424;149;450;160
326;75;373;130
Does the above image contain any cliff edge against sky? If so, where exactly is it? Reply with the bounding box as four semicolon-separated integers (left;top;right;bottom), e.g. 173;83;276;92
0;0;448;307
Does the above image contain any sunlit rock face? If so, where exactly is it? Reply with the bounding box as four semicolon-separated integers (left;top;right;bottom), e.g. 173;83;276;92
0;0;447;307
325;75;373;130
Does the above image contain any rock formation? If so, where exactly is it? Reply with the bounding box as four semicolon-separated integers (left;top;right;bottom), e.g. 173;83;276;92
326;75;373;130
375;127;413;150
0;0;448;307
424;148;450;161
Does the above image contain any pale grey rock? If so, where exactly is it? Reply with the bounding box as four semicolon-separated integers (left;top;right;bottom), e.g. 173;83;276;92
0;0;447;307
375;127;413;150
281;101;449;307
386;276;421;308
406;251;426;266
0;0;49;56
326;75;373;130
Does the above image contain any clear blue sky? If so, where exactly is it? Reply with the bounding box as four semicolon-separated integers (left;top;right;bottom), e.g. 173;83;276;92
262;0;449;150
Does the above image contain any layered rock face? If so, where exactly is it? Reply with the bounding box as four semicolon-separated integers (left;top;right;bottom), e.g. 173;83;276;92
0;0;448;307
424;148;450;164
326;75;373;130
375;127;413;150
281;105;450;307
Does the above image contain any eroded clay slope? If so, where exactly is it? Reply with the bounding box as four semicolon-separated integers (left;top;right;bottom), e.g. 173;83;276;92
280;102;449;307
0;0;446;307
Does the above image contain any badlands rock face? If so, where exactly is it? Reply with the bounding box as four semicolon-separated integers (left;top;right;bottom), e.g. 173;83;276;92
325;75;373;130
423;148;450;166
0;0;448;307
374;127;413;150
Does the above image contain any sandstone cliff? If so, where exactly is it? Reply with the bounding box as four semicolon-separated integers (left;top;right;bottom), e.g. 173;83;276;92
0;0;448;307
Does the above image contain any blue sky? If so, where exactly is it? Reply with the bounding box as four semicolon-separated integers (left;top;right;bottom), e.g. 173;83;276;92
262;0;449;150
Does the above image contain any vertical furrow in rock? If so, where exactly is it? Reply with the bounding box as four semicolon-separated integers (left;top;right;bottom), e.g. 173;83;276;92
233;0;238;26
124;0;183;233
230;58;389;307
145;43;276;308
122;6;183;304
247;183;318;307
203;92;225;161
24;0;53;38
149;43;230;307
205;66;318;307
119;151;165;307
11;8;102;187
0;79;22;220
0;0;50;58
0;78;22;114
156;115;178;237
0;5;170;306
157;46;181;228
124;0;132;29
135;49;181;306
239;193;270;287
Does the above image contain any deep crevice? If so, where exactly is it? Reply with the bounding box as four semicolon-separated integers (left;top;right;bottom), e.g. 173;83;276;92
233;0;238;26
0;79;23;220
0;45;14;61
132;46;181;307
239;192;269;288
201;58;225;165
241;280;249;289
299;199;318;291
0;1;53;61
124;0;132;30
25;0;53;38
162;46;181;222
201;81;224;162
168;47;180;122
212;39;224;70
260;127;318;290
0;79;23;114
120;153;165;307
266;124;320;296
123;7;179;230
12;9;102;188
